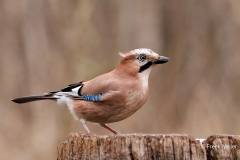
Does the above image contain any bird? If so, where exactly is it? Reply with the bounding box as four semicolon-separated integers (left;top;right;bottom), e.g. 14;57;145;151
12;48;169;134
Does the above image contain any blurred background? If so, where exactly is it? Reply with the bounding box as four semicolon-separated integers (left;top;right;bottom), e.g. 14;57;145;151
1;0;240;159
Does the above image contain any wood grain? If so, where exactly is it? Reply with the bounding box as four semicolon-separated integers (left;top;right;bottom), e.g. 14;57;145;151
57;133;207;160
203;135;240;160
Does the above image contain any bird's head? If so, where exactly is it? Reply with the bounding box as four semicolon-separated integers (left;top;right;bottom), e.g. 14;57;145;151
118;48;169;76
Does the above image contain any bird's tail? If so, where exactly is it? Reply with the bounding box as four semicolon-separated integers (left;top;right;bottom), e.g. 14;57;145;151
11;94;56;104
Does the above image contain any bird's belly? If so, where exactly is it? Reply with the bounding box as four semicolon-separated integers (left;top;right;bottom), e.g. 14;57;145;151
102;90;148;123
72;92;147;123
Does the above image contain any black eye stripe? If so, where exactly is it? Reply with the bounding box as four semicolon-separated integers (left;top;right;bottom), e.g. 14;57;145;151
137;54;146;62
139;61;153;72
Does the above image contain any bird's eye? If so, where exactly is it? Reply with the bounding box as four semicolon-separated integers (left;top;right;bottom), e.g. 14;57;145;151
137;54;147;62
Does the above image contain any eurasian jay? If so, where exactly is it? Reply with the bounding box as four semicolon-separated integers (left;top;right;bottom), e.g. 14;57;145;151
12;48;169;134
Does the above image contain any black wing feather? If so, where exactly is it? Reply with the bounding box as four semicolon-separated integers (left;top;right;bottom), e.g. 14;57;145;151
12;82;84;104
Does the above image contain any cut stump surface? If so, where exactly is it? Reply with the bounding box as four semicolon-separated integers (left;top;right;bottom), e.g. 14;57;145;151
57;133;206;160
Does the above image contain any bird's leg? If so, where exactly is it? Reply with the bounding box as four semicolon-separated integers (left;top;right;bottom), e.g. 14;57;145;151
99;123;121;135
80;119;91;133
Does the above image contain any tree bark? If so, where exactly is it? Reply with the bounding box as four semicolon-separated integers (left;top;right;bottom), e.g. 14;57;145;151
57;133;206;160
203;135;240;159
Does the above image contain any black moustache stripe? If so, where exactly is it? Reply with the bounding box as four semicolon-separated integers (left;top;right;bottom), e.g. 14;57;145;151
139;61;153;72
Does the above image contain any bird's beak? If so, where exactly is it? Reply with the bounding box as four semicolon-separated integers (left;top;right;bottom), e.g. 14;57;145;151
152;56;169;64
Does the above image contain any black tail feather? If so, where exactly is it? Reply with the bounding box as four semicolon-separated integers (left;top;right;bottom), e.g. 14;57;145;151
11;95;56;104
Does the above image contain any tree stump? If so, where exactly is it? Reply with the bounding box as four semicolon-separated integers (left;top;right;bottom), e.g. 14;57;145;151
203;135;240;159
57;133;206;160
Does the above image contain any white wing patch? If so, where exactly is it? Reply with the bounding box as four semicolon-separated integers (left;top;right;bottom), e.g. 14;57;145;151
52;85;82;120
71;86;81;96
53;86;82;105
